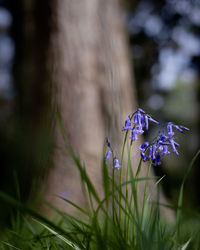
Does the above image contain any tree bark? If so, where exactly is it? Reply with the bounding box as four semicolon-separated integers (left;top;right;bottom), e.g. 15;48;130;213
44;0;141;211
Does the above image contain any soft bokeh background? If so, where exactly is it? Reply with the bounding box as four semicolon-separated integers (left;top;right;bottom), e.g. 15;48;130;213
0;0;200;226
125;0;200;209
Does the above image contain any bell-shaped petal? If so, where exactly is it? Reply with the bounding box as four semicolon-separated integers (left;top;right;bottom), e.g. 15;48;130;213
153;154;161;166
131;129;138;141
113;157;121;169
123;117;132;131
106;136;111;148
167;123;174;136
138;142;149;151
105;150;112;164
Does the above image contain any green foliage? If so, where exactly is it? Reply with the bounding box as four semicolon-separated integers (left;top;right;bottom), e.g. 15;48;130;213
0;112;200;249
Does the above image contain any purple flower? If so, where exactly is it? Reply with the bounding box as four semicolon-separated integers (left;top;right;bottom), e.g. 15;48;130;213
179;125;189;131
169;138;179;155
149;144;157;160
131;129;138;141
141;152;150;162
137;108;145;114
105;150;112;164
174;124;190;133
135;125;144;134
138;142;149;151
138;119;189;165
173;125;184;133
123;117;132;131
147;115;159;125
106;136;111;148
133;111;142;127
162;145;170;155
113;157;121;169
167;123;174;136
144;114;149;130
153;154;161;166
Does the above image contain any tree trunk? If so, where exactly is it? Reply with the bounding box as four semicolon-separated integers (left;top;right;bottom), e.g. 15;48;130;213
44;0;141;211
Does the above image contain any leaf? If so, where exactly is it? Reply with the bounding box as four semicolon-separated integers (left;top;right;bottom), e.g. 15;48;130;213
1;241;21;250
176;149;200;228
57;195;90;216
179;238;192;250
34;219;82;250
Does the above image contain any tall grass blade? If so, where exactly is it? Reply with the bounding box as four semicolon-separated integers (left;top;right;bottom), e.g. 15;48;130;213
57;195;90;216
1;241;21;250
34;219;82;250
0;191;80;248
176;149;200;230
179;238;192;250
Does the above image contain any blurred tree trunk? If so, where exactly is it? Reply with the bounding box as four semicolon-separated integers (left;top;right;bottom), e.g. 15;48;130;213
44;0;140;211
3;0;169;217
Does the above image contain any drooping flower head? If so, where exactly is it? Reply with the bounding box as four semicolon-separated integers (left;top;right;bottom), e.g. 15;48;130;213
107;108;189;168
122;108;159;142
113;157;121;170
105;150;112;164
105;137;121;170
138;121;189;166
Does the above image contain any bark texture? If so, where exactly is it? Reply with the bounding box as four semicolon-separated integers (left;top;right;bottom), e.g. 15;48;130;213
45;0;141;210
43;0;171;217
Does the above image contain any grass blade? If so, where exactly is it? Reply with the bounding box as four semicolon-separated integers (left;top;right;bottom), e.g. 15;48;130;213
34;219;82;250
176;149;200;230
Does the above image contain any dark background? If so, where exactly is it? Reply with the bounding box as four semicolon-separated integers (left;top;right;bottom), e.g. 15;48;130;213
125;0;200;209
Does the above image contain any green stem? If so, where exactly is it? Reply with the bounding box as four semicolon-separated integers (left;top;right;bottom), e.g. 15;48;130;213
134;158;143;219
119;131;129;221
124;141;133;241
112;167;115;221
141;160;152;224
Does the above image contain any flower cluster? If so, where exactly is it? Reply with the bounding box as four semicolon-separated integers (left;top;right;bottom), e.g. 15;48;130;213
123;108;159;141
105;137;121;169
105;108;189;168
138;122;189;166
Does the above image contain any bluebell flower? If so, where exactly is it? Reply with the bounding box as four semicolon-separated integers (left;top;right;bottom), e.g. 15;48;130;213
105;150;112;164
166;123;190;137
168;137;179;155
161;145;170;156
149;144;157;160
153;154;161;166
138;119;189;166
123;108;159;143
147;115;159;125
138;142;149;151
144;114;149;130
137;108;145;113
141;152;150;162
123;117;132;131
167;123;174;136
173;125;184;133
131;129;138;141
105;137;121;170
106;136;111;148
135;125;144;134
113;157;121;169
179;125;189;131
133;111;143;127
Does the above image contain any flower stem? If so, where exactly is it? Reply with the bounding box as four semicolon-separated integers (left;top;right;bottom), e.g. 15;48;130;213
141;160;152;224
134;158;143;218
125;141;133;241
119;130;128;221
112;167;115;221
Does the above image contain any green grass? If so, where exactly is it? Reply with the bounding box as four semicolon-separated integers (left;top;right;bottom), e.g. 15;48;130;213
0;112;200;249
